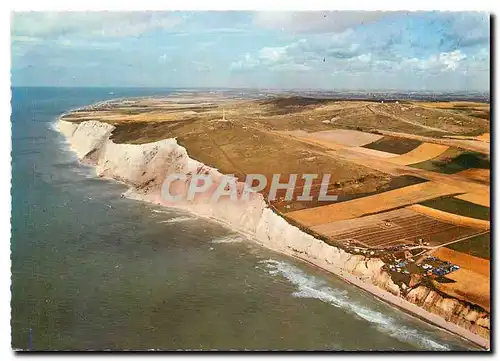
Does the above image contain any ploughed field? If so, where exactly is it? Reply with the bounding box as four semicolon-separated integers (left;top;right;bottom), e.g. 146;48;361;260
62;93;490;311
319;208;482;250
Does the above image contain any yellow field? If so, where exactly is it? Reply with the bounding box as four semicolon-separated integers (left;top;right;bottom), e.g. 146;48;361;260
432;248;490;311
387;143;449;165
305;129;383;147
433;247;490;311
444;133;491;143
433;268;490;312
407;204;490;230
433;247;489;277
476;133;491;142
457;169;490;183
454;191;490;208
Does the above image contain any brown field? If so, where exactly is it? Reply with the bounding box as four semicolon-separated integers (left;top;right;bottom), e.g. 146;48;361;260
310;207;418;235
275;130;348;151
312;208;481;249
286;181;462;227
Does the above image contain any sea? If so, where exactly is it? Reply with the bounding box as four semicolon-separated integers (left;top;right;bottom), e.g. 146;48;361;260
10;87;480;350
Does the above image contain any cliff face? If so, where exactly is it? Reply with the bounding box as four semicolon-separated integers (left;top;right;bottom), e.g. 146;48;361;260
406;286;490;340
57;119;489;345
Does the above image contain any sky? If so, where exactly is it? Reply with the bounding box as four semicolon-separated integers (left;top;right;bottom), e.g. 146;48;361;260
10;11;490;91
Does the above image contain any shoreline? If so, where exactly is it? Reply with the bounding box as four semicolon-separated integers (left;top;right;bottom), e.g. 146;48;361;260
111;187;491;350
54;116;490;350
292;255;489;349
123;189;492;350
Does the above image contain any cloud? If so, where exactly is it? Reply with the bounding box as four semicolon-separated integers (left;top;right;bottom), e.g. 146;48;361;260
397;50;467;74
230;44;311;72
11;12;183;39
230;35;483;83
10;11;490;91
439;50;467;71
230;32;364;73
259;47;288;63
253;11;389;33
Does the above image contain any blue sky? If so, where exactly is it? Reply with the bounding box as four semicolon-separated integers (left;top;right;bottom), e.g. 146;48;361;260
11;11;490;91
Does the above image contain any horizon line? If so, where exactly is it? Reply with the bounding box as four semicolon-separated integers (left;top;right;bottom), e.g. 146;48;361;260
10;85;490;94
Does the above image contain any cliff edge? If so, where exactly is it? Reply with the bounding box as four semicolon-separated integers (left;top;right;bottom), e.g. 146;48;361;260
56;118;490;349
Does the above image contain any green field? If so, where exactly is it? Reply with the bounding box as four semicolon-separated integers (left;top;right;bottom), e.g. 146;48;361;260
362;136;422;154
411;148;490;174
446;232;491;260
420;196;490;221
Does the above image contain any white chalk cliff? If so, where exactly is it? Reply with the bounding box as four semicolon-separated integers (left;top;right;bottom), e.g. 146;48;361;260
57;119;490;347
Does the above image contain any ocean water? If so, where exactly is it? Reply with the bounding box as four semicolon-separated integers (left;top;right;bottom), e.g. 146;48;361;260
10;87;480;351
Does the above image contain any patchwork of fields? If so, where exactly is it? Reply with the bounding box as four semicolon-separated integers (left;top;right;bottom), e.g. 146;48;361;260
62;95;490;311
